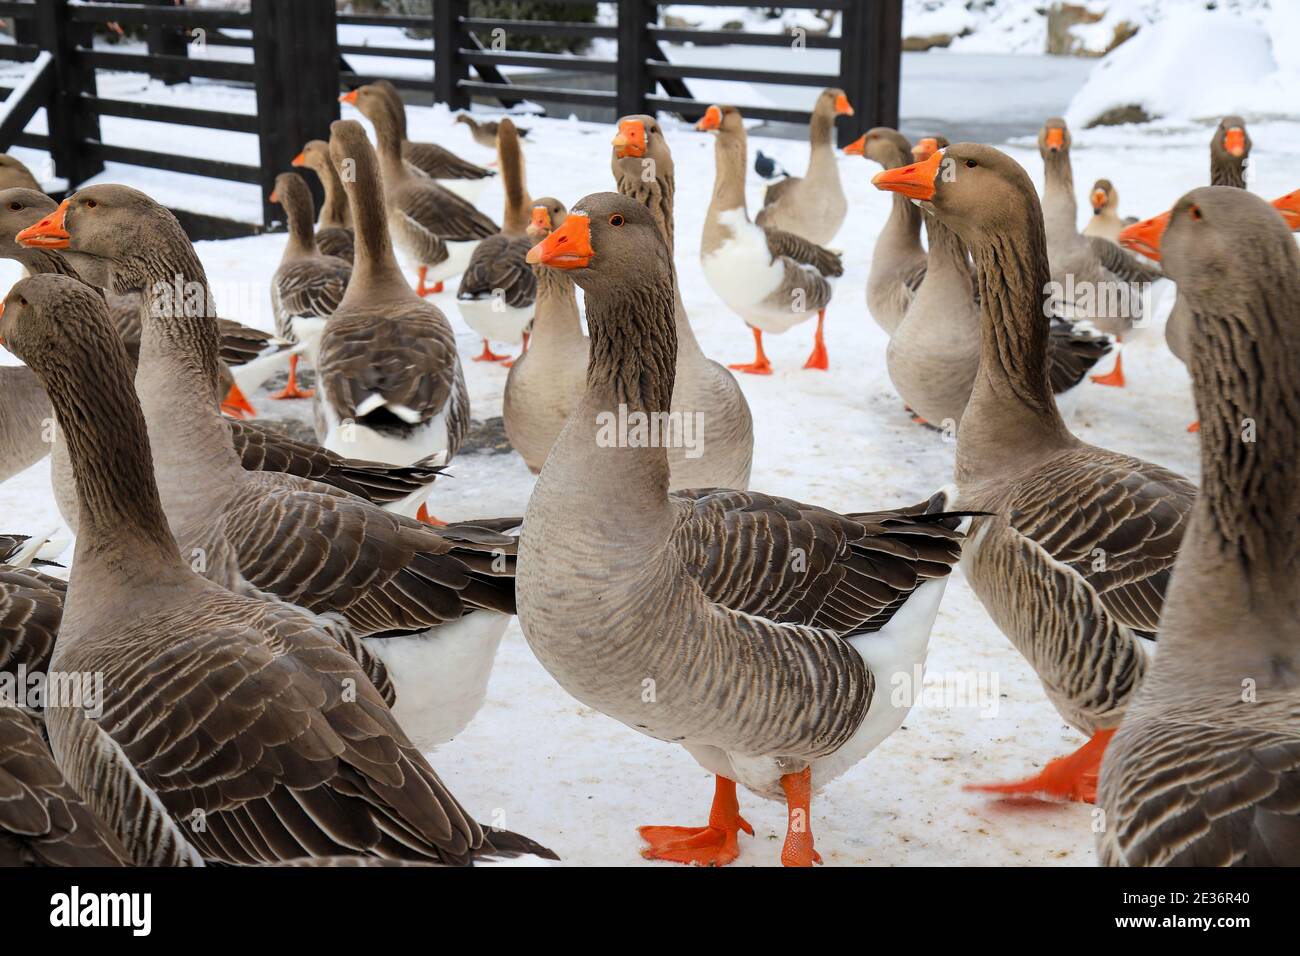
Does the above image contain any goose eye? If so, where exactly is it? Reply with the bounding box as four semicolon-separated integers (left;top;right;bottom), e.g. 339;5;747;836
8;202;19;211
84;199;97;209
965;159;977;168
608;214;624;226
1189;204;1202;221
18;296;26;306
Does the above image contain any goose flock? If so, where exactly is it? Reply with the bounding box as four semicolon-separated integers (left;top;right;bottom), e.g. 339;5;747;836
0;82;1296;869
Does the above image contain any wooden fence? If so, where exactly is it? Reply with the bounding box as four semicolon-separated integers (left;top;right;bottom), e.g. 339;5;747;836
0;0;902;234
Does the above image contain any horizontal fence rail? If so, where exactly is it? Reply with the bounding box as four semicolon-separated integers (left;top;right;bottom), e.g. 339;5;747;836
0;0;901;235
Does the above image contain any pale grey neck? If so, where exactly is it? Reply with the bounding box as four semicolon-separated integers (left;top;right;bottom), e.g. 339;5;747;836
531;266;584;346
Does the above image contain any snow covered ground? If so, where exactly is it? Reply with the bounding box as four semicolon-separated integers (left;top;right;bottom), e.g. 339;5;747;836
3;68;1298;866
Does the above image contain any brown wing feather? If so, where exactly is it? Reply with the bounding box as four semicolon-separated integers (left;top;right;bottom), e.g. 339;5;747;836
274;257;350;324
403;141;495;181
456;234;538;308
1048;316;1114;393
393;180;499;242
765;227;844;277
1090;235;1163;284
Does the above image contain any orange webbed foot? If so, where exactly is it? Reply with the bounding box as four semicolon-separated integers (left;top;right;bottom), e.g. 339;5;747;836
728;359;773;375
638;776;751;867
1089;351;1126;388
965;729;1116;804
472;339;511;362
802;309;829;370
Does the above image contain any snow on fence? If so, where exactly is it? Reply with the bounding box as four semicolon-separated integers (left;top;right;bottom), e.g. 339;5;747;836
0;0;902;235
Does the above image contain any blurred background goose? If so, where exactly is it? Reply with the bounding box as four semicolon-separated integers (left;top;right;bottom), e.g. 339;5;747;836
754;87;852;245
456;112;530;150
292;139;354;263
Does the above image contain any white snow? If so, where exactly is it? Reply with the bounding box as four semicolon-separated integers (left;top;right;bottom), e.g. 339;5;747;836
1065;8;1300;127
2;17;1297;864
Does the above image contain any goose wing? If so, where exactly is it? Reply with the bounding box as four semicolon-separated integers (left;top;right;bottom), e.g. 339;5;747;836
456;234;537;307
404;141;495;181
230;420;443;506
0;706;130;866
0;564;64;677
1100;714;1300;866
1007;449;1195;637
223;474;515;635
672;489;965;638
396;180;499;242
273;257;350;322
764;227;844;278
1047;315;1114;393
757;175;802;219
1089;235;1163;284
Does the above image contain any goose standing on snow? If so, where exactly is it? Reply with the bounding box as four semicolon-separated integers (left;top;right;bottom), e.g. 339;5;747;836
17;183;517;751
455;117;538;364
363;80;496;202
342;84;499;297
269;171;350;400
502;198;588;474
754;87;852;245
611;113;753;488
1097;188;1300;866
456;113;531;150
314;119;469;468
1082;179;1137;244
0;274;556;865
844;128;926;337
518;193;971;866
698;105;842;375
292;139;355;263
1038;118;1161;388
875;145;1195;803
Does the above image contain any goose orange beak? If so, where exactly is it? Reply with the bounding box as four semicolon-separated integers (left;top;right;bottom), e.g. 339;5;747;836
696;105;723;132
526;212;592;269
911;137;940;161
1044;127;1065;151
1091;189;1108;212
1223;126;1246;158
834;93;854;116
527;205;553;238
291;150;307;167
1272;189;1300;231
340;89;359;105
16;198;71;248
872;148;943;201
612;118;647;158
1118;211;1169;261
269;189;279;204
843;134;867;156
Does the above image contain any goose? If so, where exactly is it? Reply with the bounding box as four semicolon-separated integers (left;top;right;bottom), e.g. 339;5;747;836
456;112;531;150
754;87;852;245
844;128;926;336
502;199;587;475
698;105;842;375
292;138;355;263
352;80;496;204
518;192;971;866
1096;187;1300;866
17;184;516;751
341;84;499;297
313;119;470;469
455;117;537;364
1038;118;1162;388
1209;115;1250;188
888;138;1113;429
1082;179;1137;243
611;113;753;489
874;144;1195;803
0;273;556;865
0;534;64;705
269;171;351;400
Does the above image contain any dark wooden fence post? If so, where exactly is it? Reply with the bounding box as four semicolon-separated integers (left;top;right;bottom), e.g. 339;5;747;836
433;0;470;110
35;0;103;186
144;0;190;86
616;0;653;119
250;0;340;229
841;0;902;144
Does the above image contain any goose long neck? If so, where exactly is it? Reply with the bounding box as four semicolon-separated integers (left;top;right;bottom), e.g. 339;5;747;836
957;206;1072;481
370;99;407;181
37;305;185;602
1210;152;1247;189
280;183;317;258
343;140;408;293
924;212;975;293
532;265;584;342
1186;257;1300;580
806;107;840;182
130;236;243;531
499;126;532;235
708;128;749;217
316;158;352;229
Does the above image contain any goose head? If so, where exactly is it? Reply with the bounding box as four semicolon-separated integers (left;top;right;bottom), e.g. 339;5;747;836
526;192;669;295
1091;178;1117;215
0;187;56;257
611;114;674;180
1212;116;1251;162
842;127;912;168
1038;117;1071;158
527;197;567;241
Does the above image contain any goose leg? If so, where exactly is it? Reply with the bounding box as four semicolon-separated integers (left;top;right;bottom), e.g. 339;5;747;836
415;266;444;297
269;354;315;400
802;310;829;370
965;728;1116;803
221;382;257;418
473;339;511;363
1089;338;1125;387
500;331;530;369
1187;420;1200;433
779;766;822;867
729;327;773;375
639;775;753;866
